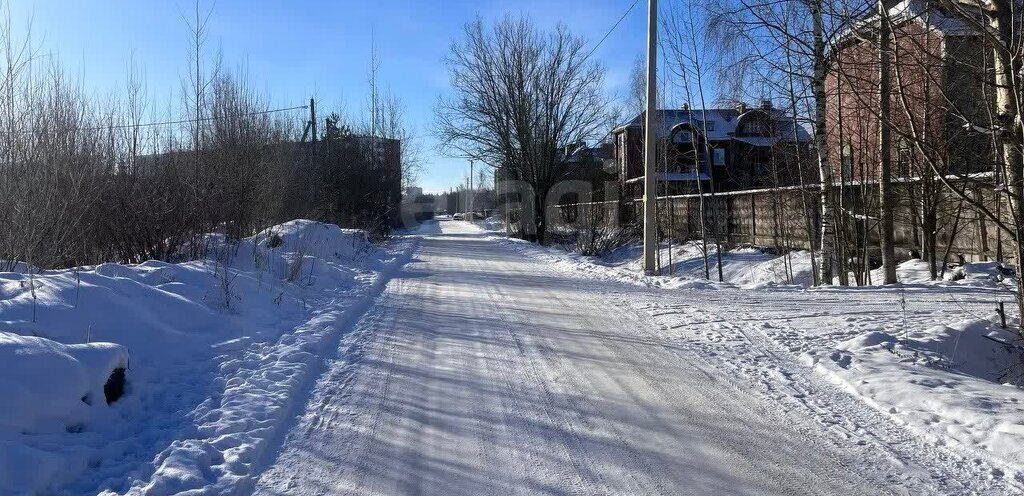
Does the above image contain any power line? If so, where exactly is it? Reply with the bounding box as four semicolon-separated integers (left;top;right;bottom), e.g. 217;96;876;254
3;103;309;135
90;104;309;132
584;0;642;62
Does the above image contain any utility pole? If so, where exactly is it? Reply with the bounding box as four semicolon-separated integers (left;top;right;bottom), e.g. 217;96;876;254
642;0;659;275
310;97;317;143
469;159;474;217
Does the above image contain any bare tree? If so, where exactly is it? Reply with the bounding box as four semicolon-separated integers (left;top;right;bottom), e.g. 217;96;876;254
629;55;647;116
435;15;607;243
708;0;860;285
663;0;721;280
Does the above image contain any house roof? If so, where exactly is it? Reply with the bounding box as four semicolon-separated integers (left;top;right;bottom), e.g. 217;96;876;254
613;107;812;143
565;141;614;163
833;0;977;49
734;136;781;147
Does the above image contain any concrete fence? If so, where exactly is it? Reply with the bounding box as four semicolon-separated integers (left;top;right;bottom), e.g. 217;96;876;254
551;175;1009;265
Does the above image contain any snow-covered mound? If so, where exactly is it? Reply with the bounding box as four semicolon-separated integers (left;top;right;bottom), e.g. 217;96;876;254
478;215;506;233
255;219;375;261
587;240;1014;290
807;318;1024;469
591;241;816;288
0;332;128;433
0;333;128;494
864;258;1015;288
0;219;412;495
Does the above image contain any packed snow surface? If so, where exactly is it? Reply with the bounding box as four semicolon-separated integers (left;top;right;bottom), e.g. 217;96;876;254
253;221;1021;494
500;231;1024;486
0;219;412;495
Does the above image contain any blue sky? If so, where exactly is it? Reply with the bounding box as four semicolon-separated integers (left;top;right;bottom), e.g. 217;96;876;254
10;0;650;193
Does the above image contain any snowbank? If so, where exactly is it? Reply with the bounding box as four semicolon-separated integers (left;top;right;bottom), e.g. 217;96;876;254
804;318;1024;471
0;219;414;495
490;238;815;290
478;215;506;233
595;241;816;288
596;240;1015;290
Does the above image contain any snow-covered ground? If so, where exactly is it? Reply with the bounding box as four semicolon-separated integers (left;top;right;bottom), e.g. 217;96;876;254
0;220;414;495
249;220;1020;494
494;233;1024;485
599;241;818;288
587;239;1016;290
5;218;1022;494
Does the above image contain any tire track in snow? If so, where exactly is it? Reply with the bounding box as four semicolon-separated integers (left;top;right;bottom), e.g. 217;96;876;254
254;222;1013;495
489;279;597;494
628;290;1021;495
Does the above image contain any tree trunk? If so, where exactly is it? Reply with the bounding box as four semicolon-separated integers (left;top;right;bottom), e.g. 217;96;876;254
878;1;898;284
923;201;938;279
990;0;1024;334
812;1;835;285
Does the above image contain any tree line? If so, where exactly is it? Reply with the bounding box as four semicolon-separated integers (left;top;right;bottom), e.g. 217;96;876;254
0;4;420;272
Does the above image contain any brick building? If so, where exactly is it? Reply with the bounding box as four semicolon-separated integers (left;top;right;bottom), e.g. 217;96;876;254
825;0;993;182
612;103;813;200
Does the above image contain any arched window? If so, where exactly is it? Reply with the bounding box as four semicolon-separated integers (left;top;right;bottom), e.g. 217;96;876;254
673;127;695;143
736;111;773;137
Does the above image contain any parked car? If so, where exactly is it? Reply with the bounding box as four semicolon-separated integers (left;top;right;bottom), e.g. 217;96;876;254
452;213;465;220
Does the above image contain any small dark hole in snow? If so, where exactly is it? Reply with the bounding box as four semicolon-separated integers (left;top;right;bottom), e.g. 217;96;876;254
66;423;84;433
81;393;92;405
104;368;126;404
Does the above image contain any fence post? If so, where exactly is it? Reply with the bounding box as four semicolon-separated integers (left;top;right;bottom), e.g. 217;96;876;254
750;193;757;245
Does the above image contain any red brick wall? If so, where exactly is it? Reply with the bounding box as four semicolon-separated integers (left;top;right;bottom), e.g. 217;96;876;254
825;20;950;181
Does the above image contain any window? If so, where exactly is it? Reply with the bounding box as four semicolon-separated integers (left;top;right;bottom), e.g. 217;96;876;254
617;133;628;175
691;120;714;133
841;142;853;180
743;121;766;136
896;137;911;176
713;148;726;166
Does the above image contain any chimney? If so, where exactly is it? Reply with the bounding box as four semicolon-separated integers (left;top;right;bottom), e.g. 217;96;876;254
760;98;773;110
735;101;747;114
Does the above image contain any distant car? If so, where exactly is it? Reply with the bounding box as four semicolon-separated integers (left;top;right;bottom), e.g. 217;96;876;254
452;213;465;220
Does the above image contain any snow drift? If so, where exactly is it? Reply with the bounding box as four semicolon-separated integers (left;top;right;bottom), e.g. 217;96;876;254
808;318;1024;471
0;219;413;495
0;333;128;494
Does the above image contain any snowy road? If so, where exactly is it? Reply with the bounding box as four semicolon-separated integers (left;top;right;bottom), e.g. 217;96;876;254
252;221;1016;495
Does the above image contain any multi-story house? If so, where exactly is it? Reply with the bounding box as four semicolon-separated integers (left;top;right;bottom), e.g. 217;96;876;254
825;0;993;182
612;102;813;200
